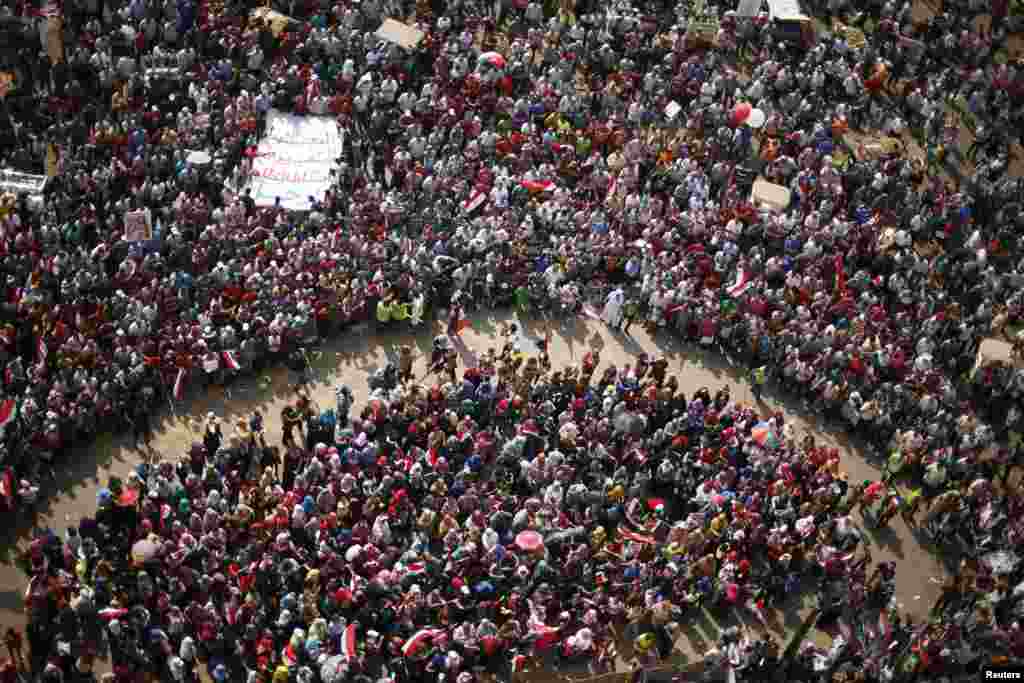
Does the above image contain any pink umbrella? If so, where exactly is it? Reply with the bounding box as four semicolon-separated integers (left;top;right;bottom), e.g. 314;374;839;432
731;102;752;126
750;422;779;448
515;530;544;552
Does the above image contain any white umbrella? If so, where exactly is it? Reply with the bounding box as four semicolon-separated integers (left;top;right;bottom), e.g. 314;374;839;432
186;151;213;165
745;108;766;129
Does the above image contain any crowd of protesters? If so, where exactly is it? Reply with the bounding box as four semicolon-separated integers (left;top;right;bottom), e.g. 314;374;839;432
1;0;1024;679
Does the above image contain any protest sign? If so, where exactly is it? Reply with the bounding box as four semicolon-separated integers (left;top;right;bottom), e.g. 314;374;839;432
46;145;58;178
124;209;153;242
246;110;344;211
47;15;64;64
0;169;47;195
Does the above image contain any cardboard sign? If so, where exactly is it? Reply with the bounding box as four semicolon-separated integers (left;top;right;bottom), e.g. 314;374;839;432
375;19;426;49
124;209;153;242
47;15;64;64
46;145;58;178
751;179;791;212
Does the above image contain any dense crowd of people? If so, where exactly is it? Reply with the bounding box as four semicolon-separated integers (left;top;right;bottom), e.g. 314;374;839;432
2;0;1024;679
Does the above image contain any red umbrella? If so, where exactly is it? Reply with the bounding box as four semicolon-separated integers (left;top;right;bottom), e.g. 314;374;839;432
515;530;544;552
731;102;752;126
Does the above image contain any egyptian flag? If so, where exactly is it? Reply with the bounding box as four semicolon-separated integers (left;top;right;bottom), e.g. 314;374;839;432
341;623;358;661
402;629;445;658
402;561;428;580
877;609;892;642
522;179;554;193
461;188;487;214
173;368;187;401
726;269;752;298
98;607;129;620
222;350;241;371
834;252;846;296
0;399;18;431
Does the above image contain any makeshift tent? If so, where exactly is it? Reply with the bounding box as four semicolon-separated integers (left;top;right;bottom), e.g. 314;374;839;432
375;19;426;49
751;179;791;212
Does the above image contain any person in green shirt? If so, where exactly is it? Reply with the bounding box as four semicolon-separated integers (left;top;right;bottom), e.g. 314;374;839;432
514;285;530;317
750;365;766;400
622;299;640;334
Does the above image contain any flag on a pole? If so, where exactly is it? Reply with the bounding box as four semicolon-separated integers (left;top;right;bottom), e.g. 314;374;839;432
0;399;18;430
341;623;358;661
222;350;241;372
173;368;187;401
726;269;753;298
834;252;846;295
401;629;444;657
461;189;487;214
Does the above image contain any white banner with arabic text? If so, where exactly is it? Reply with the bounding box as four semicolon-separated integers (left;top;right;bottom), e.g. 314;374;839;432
246;110;343;211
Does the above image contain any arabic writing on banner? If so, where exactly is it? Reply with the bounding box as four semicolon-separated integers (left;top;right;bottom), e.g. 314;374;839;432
246;110;344;211
0;169;48;195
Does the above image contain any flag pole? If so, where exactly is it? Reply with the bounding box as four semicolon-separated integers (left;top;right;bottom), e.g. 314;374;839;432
161;370;177;420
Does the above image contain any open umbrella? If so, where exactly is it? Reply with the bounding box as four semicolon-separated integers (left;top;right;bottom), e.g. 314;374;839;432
515;530;544;552
118;488;140;507
745;108;766;129
186;150;213;165
478;51;507;69
731;102;752;126
320;656;345;683
750;422;779;448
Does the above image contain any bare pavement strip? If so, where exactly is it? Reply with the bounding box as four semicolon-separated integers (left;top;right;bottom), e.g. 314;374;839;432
0;311;950;676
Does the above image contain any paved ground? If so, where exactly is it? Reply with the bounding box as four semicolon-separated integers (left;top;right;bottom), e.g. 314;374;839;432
0;309;951;675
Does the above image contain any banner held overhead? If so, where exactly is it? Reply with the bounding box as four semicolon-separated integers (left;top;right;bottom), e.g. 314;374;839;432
245;110;344;211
